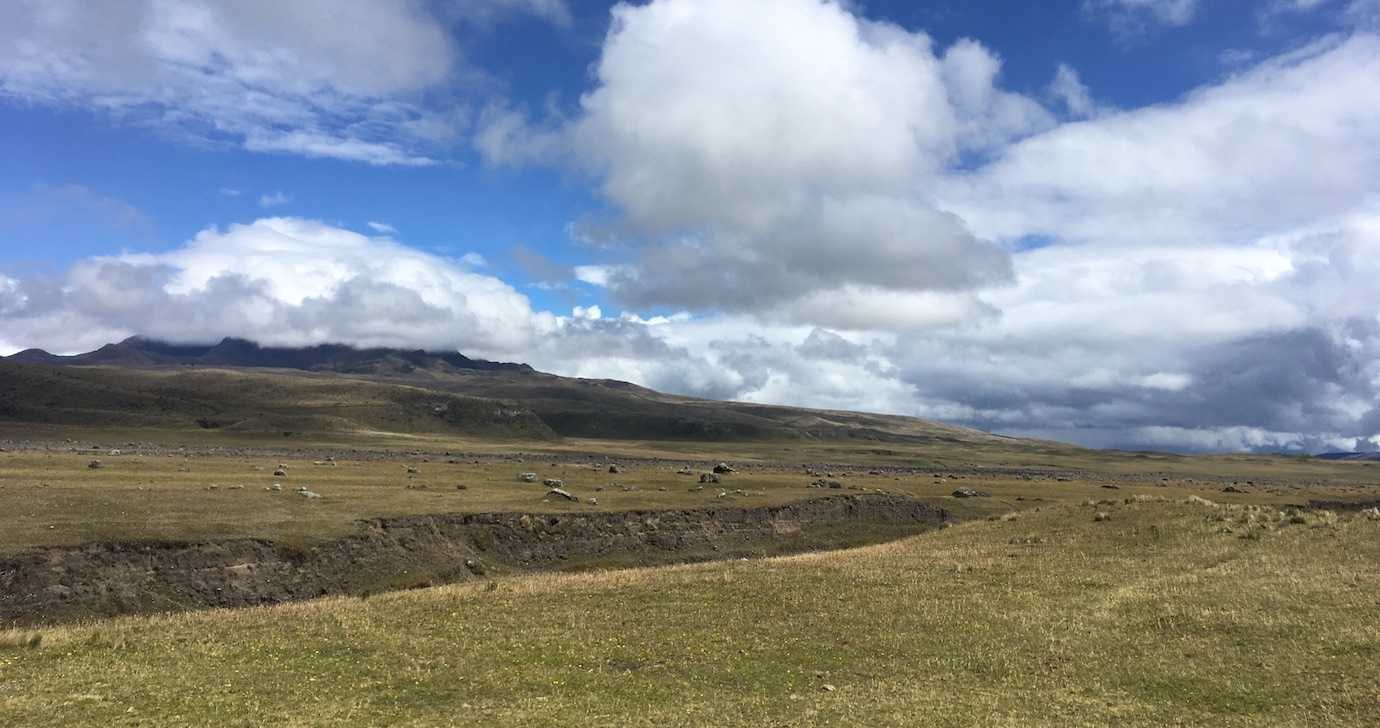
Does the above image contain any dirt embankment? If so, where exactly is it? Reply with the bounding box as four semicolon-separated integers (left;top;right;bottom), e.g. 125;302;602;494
0;494;948;627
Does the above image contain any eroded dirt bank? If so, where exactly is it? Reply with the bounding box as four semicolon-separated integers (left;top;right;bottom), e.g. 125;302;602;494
0;494;948;627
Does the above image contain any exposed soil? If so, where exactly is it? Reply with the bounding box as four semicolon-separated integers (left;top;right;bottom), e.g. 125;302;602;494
0;493;948;627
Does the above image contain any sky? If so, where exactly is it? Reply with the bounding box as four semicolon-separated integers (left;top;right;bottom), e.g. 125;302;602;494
2;0;1379;454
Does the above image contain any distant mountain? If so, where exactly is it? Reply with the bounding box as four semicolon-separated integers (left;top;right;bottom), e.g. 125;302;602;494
7;336;534;375
1315;452;1380;461
0;336;1032;447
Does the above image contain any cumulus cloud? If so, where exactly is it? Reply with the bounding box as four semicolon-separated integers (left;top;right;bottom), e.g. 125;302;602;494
940;35;1380;248
481;0;1054;329
0;218;546;356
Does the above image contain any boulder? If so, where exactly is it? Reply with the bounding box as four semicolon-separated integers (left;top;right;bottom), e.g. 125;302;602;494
543;478;565;488
951;488;991;498
699;472;721;484
545;488;578;502
518;472;538;483
608;465;622;474
713;462;735;474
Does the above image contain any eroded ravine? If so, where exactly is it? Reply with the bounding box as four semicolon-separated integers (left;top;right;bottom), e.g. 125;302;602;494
0;494;949;627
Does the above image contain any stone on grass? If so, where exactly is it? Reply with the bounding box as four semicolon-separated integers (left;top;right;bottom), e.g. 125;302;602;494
700;472;721;484
518;472;538;483
543;478;564;488
713;462;735;474
951;488;991;498
545;488;578;502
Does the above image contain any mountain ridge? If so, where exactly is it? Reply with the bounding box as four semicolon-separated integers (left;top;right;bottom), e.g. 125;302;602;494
8;336;534;375
1;336;1033;447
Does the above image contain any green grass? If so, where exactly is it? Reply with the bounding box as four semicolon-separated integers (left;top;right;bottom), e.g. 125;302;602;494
3;498;1377;726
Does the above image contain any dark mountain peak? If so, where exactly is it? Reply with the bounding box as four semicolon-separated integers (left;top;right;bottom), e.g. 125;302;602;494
7;348;59;363
4;336;535;375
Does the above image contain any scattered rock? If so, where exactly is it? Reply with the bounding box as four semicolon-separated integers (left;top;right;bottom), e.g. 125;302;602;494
406;466;419;475
951;488;991;498
272;469;287;477
1222;485;1248;494
545;487;578;502
700;472;721;484
821;684;837;692
1100;484;1120;490
543;478;565;488
713;462;735;474
267;483;282;492
464;558;486;576
676;466;694;475
1094;511;1110;522
608;465;622;474
810;479;843;489
297;489;321;499
455;484;468;490
87;459;103;469
588;497;599;505
518;472;538;483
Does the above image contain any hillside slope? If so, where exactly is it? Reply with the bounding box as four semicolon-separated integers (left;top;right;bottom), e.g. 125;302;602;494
0;362;556;440
2;337;1020;446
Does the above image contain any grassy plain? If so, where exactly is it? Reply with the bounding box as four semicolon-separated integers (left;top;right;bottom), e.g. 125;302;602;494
2;422;1376;555
3;419;1379;726
2;497;1378;726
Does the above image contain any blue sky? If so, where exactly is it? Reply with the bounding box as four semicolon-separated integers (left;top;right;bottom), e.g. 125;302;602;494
2;0;1379;453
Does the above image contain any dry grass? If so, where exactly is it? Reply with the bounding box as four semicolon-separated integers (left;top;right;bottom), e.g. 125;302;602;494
2;499;1378;726
3;438;1371;555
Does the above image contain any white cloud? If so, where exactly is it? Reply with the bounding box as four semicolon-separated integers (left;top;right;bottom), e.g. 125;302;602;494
219;187;241;197
1048;63;1096;118
366;221;397;235
451;0;573;29
940;35;1380;249
1083;0;1199;35
0;0;568;165
482;0;1048;327
1;218;546;356
573;265;615;287
258;191;291;208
